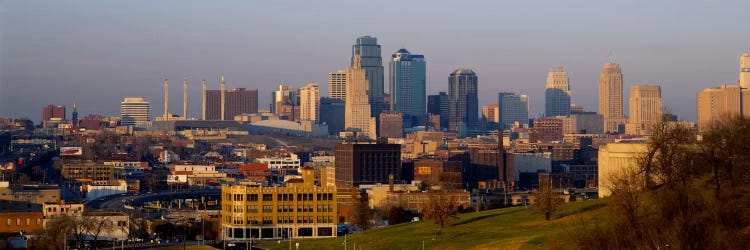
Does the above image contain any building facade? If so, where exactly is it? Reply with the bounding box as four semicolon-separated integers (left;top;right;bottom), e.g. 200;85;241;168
334;142;401;187
42;104;66;127
221;168;337;240
389;48;426;120
205;84;259;120
562;112;604;134
741;53;750;89
533;118;564;142
427;92;450;130
327;70;347;101
482;103;499;124
299;82;320;121
351;36;385;116
378;112;403;138
697;84;750;132
599;62;625;133
345;54;377;139
627;85;662;135
598;142;648;196
448;69;479;133
498;92;529;129
120;97;150;126
319;98;345;136
545;67;571;117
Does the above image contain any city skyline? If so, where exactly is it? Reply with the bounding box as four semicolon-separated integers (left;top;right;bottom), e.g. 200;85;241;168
2;1;749;123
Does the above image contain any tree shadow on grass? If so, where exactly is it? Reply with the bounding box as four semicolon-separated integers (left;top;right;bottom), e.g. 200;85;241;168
450;209;523;226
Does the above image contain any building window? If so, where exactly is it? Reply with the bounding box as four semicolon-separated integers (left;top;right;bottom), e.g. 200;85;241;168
262;194;273;201
248;194;258;201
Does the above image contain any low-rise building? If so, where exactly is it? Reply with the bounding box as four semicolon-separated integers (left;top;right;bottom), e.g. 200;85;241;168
221;167;337;240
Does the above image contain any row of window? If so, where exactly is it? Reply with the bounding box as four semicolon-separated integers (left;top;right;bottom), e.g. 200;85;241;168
226;193;335;202
228;204;333;213
231;216;334;225
6;218;41;226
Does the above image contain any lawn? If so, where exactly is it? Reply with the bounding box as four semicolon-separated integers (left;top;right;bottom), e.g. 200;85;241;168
151;245;219;250
258;199;607;250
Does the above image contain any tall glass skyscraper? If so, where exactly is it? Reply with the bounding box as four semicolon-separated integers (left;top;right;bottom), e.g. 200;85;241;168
498;92;529;129
389;48;426;121
351;36;385;116
448;69;479;133
545;66;571;117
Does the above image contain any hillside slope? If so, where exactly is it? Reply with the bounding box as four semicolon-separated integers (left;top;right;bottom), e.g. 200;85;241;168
259;199;606;250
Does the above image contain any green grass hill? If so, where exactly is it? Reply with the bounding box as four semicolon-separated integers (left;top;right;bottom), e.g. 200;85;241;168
258;199;607;250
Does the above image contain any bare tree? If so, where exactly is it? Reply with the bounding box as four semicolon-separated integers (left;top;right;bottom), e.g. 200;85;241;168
421;192;459;228
532;180;563;221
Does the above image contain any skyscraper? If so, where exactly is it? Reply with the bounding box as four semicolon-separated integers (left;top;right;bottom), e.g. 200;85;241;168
345;54;377;139
201;79;207;120
697;84;750;132
299;82;320;121
271;85;295;114
599;63;625;133
741;53;750;89
626;85;663;135
448;69;479;133
120;97;149;126
204;76;258;120
71;101;78;128
320;97;345;135
389;48;426;120
328;70;347;101
351;36;385;116
545;67;571;117
498;92;529;129
427;92;450;130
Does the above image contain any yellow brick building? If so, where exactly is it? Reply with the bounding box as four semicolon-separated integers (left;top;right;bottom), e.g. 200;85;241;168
221;167;337;240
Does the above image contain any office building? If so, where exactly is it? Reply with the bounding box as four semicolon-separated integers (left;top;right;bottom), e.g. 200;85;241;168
42;104;65;127
272;85;297;115
562;112;604;134
427;92;450;129
352;36;385;116
299;82;320;121
599;62;625;133
204;76;258;120
319;98;345;136
482;103;499;123
533;118;564;142
598;141;648;196
498;92;529;129
741;53;750;89
120;97;149;126
345;54;377;139
334;142;401;187
378;112;403;138
389;48;426;120
697;84;750;132
328;70;347;101
221;167;337;240
626;85;662;135
448;69;479;133
545;67;571;117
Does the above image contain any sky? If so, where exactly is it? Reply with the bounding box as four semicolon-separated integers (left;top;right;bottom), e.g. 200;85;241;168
1;0;748;123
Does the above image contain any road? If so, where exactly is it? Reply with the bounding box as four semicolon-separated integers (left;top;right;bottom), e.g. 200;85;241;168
86;188;222;212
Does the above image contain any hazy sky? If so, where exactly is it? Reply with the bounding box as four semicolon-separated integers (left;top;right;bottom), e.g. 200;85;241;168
2;1;748;123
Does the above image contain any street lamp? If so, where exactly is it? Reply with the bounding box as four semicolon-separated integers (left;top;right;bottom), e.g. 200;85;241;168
295;242;299;250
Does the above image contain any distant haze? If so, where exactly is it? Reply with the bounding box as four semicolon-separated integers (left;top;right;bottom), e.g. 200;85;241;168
1;1;748;123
